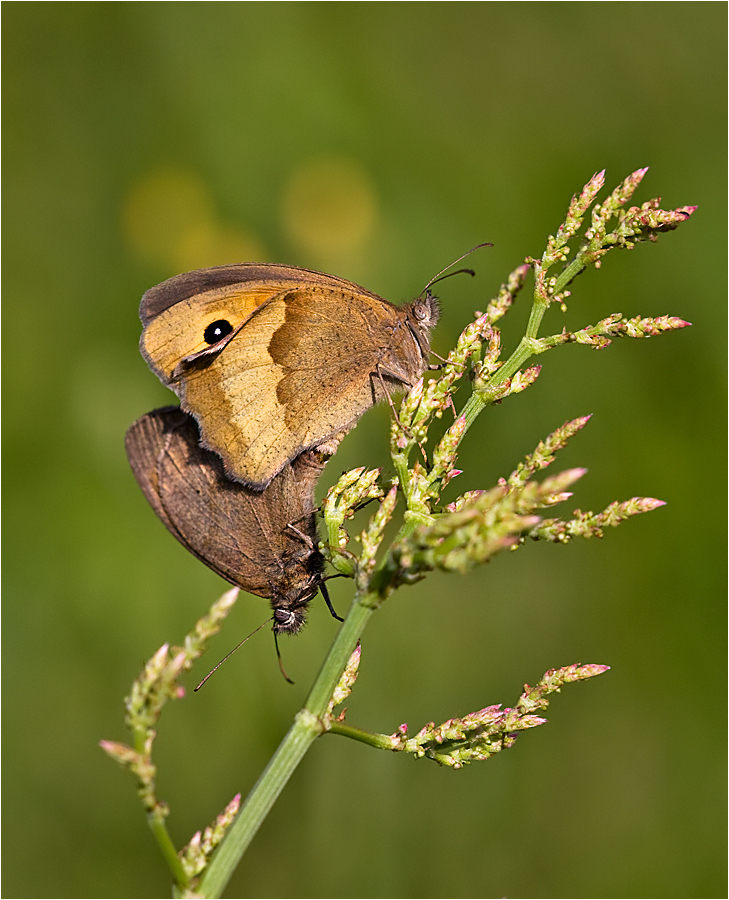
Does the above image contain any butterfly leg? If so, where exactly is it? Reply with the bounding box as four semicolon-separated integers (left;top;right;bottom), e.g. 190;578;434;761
373;365;410;434
320;580;344;622
373;365;434;466
286;521;315;549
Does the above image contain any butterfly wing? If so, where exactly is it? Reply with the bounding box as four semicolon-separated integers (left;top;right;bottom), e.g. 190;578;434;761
155;411;277;596
125;407;198;554
125;407;272;594
179;286;414;487
139;264;380;385
125;407;325;601
139;264;433;488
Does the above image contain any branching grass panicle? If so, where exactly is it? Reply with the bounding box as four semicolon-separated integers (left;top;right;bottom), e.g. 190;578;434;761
102;169;694;899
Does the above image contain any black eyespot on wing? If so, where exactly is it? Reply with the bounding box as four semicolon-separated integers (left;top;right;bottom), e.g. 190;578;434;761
204;319;234;344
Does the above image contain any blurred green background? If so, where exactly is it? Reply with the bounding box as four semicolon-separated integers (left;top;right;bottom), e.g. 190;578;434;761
3;4;725;898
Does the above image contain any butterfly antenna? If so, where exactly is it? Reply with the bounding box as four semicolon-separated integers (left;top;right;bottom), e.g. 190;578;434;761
419;242;494;297
194;616;272;691
273;631;295;684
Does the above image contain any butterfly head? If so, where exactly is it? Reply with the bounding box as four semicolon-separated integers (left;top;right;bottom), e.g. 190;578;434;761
269;546;326;635
412;289;441;329
404;289;441;363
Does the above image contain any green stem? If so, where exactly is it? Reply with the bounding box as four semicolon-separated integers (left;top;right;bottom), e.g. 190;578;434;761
132;726;146;754
196;709;322;898
392;452;411;496
450;251;590;445
148;810;190;890
196;590;379;898
554;253;589;294
131;725;190;888
444;333;535;447
329;721;397;750
304;590;378;717
525;292;549;341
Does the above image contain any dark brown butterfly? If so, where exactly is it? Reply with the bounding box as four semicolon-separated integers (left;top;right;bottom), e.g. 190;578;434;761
125;406;336;634
138;263;439;488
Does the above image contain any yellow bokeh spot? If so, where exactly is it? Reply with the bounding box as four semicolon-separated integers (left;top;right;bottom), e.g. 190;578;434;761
121;166;267;273
281;156;379;268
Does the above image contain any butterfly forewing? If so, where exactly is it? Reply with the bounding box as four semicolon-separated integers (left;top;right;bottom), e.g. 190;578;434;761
139;264;439;488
